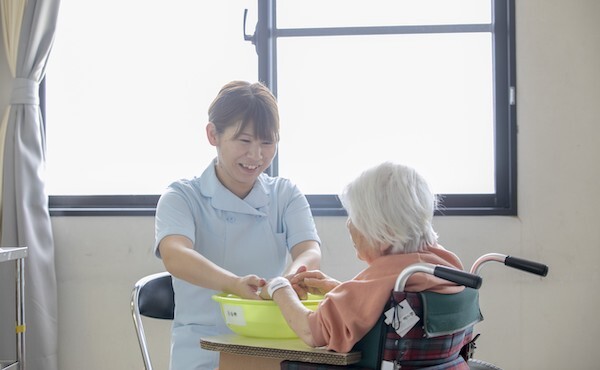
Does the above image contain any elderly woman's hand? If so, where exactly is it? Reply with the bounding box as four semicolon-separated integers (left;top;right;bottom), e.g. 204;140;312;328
285;266;311;299
260;276;294;300
290;270;341;297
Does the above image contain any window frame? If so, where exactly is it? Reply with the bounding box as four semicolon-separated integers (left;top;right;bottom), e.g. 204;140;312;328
47;0;516;217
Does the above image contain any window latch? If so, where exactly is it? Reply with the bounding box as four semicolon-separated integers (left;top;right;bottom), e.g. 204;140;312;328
243;9;256;45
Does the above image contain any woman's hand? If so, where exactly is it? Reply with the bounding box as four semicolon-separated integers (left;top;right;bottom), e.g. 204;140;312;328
290;270;341;296
227;274;266;300
258;284;272;300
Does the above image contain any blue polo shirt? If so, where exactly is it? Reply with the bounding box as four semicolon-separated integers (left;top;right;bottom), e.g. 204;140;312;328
155;159;321;369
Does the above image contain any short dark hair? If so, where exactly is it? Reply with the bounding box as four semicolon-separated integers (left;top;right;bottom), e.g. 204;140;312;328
208;81;280;143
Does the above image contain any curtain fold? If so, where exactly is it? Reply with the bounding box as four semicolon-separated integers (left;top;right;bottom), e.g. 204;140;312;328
0;0;25;221
1;0;24;75
0;0;61;369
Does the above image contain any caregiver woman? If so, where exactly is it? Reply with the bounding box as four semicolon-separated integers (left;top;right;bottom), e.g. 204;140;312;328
261;162;464;354
155;81;321;370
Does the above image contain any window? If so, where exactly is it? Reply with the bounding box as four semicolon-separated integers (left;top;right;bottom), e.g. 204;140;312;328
46;0;516;216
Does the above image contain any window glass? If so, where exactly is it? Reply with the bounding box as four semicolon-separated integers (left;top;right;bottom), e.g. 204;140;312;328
45;0;257;195
277;0;491;28
277;33;494;195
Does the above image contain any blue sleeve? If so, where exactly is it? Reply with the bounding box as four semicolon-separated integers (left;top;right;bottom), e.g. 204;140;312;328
154;185;196;258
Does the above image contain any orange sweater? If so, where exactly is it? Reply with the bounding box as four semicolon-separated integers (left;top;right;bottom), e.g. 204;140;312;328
307;245;464;353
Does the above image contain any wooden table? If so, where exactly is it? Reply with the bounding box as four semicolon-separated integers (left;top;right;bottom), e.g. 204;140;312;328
201;334;361;370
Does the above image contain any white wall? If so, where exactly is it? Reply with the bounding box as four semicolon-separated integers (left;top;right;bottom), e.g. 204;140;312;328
2;1;600;369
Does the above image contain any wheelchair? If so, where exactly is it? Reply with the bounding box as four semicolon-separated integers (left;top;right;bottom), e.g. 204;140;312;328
281;253;548;370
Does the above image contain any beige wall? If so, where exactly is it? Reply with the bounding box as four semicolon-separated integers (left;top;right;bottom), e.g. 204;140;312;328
2;1;600;369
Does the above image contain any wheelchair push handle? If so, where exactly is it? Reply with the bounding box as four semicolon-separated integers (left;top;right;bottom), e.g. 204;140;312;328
434;265;483;289
505;256;548;276
394;263;482;292
470;253;549;276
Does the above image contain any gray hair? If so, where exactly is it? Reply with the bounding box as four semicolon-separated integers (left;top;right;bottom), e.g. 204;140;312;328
340;162;438;254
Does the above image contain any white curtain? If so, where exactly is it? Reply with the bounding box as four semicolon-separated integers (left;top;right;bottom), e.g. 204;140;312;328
0;0;60;369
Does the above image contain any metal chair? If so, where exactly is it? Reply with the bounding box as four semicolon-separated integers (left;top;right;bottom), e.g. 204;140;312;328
131;271;174;370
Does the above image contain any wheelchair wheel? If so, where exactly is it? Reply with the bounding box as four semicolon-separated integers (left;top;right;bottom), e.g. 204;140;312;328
468;358;503;370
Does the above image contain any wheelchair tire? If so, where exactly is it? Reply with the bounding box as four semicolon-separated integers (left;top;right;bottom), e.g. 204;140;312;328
468;358;503;370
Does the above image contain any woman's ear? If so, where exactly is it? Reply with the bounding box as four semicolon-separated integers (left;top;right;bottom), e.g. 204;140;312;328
206;123;218;146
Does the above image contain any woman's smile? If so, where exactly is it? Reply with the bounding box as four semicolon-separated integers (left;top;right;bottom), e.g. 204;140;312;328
240;163;261;171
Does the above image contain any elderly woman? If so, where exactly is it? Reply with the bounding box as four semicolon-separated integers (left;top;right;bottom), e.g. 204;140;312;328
260;162;464;353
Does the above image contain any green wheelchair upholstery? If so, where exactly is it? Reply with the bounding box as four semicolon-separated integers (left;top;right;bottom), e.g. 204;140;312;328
352;287;482;369
280;288;482;370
